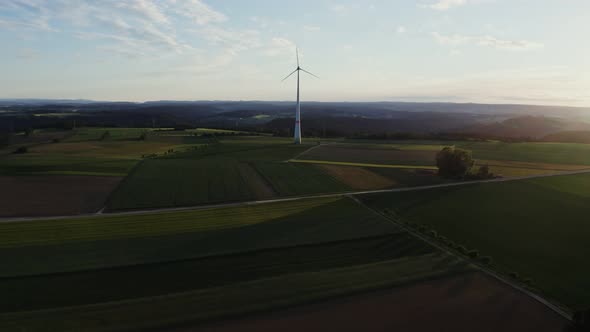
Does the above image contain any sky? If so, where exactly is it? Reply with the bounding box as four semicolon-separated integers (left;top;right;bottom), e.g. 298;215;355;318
0;0;588;106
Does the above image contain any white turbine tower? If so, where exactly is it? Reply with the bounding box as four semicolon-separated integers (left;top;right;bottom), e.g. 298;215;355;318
282;48;318;144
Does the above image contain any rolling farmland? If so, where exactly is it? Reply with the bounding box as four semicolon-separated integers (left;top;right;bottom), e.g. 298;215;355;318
0;196;469;331
1;129;587;331
361;172;590;309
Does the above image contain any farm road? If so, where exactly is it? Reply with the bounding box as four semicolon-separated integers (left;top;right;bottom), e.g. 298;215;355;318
3;168;590;223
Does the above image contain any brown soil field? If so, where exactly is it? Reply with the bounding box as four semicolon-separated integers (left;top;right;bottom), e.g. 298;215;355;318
0;175;122;217
183;272;568;332
238;163;277;199
299;145;436;166
318;165;396;190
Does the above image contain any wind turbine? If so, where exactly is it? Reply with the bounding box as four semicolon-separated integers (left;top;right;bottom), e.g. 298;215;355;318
282;48;318;144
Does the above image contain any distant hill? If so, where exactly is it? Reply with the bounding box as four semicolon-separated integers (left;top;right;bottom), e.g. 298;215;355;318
457;116;590;139
542;131;590;143
2;100;590;139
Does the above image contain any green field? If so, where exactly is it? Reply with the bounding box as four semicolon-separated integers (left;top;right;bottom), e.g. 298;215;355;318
0;132;206;176
0;253;467;332
361;172;590;309
107;140;353;210
254;161;351;196
456;141;590;165
0;196;469;331
298;144;437;166
0;233;434;311
0;197;402;276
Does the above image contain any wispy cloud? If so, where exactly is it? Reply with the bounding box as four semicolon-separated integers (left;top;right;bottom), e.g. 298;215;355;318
421;0;467;10
432;32;544;51
170;0;227;25
0;0;245;60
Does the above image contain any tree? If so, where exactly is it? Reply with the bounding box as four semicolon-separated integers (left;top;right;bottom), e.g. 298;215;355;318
100;131;111;141
436;146;475;178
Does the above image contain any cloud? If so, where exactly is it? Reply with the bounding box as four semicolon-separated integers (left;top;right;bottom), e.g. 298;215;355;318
329;4;348;13
195;26;261;55
116;0;169;24
263;37;296;57
397;26;406;34
170;0;227;25
421;0;467;10
304;25;321;31
432;32;544;51
0;0;237;58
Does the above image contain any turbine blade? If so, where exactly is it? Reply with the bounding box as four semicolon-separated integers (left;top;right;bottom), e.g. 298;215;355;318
300;68;319;79
281;69;298;82
296;47;299;67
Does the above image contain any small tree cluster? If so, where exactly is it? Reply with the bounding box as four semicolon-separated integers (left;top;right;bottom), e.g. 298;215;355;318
436;146;475;178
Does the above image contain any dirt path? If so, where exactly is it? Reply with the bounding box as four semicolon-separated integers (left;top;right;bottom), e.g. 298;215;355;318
175;272;568;332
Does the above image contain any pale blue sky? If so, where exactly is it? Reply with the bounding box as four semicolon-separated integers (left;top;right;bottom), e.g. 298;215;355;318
0;0;588;106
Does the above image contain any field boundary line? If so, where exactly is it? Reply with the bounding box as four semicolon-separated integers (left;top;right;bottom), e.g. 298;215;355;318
286;143;323;161
288;159;437;170
3;168;590;223
348;195;573;321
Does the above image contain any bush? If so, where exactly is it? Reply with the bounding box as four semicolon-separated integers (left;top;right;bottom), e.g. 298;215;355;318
13;146;28;154
427;230;438;238
479;256;493;265
436;146;475;178
509;272;520;279
467;250;479;259
52;138;61;143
